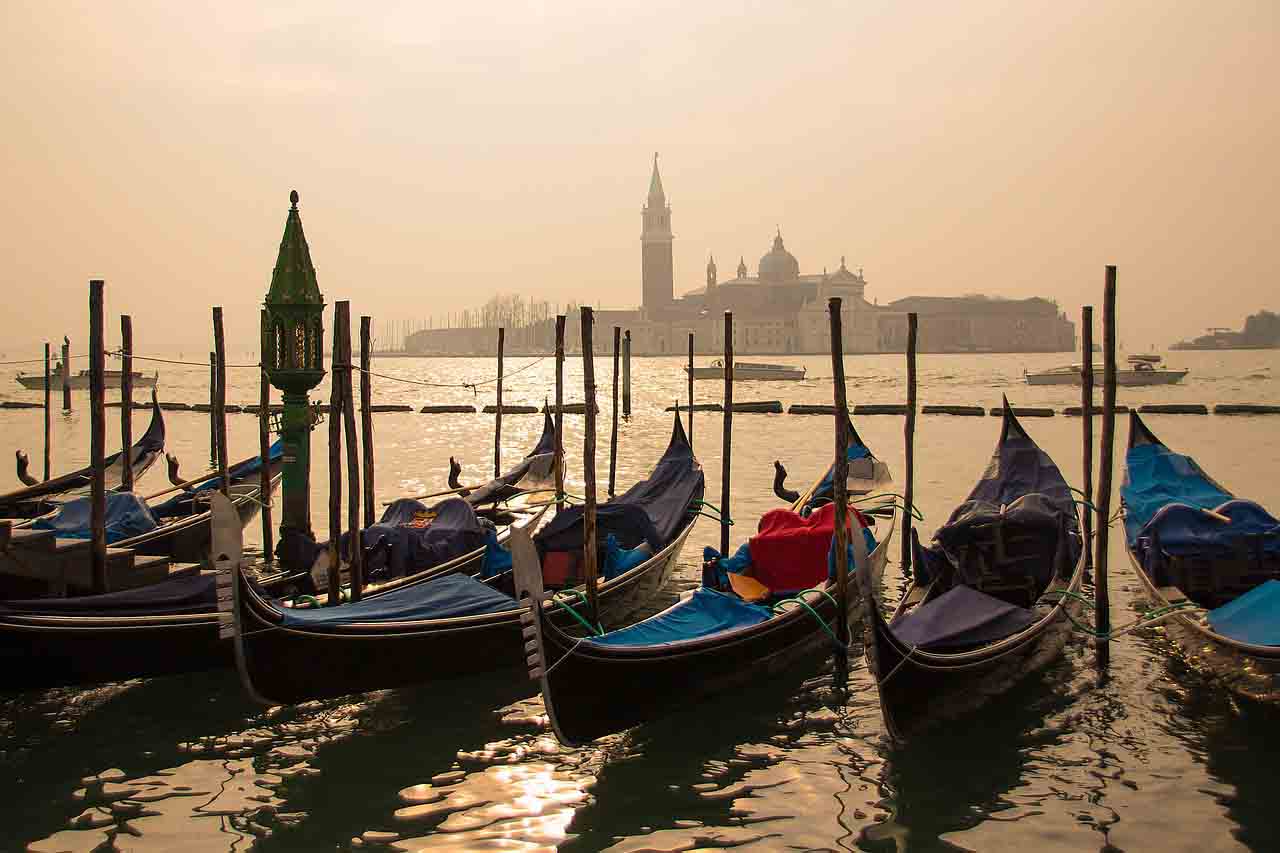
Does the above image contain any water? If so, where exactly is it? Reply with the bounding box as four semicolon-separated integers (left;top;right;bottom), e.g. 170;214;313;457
1;349;1278;852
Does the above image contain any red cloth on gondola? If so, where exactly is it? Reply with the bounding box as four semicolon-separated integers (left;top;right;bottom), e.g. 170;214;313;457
747;503;869;591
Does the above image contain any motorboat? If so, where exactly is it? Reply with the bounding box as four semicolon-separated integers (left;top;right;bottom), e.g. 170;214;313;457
1024;355;1187;387
16;365;159;391
687;360;805;381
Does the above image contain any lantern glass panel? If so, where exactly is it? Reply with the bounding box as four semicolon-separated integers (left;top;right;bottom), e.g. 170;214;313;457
293;323;306;369
274;322;285;370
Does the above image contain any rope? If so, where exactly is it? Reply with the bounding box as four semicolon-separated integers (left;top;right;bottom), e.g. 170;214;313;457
0;353;92;366
352;354;550;394
852;492;923;521
552;589;603;636
1039;589;1199;640
771;587;842;647
108;350;259;369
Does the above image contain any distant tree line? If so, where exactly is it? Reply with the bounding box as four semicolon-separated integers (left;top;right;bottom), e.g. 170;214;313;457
1243;310;1280;346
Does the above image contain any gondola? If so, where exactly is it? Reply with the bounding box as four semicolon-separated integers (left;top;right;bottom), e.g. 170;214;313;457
860;401;1085;740
227;410;704;706
516;418;896;746
1122;412;1280;701
1;393;166;518
0;417;558;691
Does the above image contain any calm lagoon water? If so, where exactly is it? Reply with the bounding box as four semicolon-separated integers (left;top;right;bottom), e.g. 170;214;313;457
1;349;1278;852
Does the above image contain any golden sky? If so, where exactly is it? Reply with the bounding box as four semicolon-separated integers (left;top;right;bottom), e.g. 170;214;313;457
0;0;1275;353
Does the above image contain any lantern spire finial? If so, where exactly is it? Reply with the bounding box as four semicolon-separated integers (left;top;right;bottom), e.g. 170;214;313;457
290;189;299;209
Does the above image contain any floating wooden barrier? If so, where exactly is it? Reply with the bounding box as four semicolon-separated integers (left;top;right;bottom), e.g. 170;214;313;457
856;404;909;416
788;404;836;415
193;403;239;413
1214;404;1280;415
419;404;477;414
922;405;984;416
364;404;414;413
482;404;538;414
1138;404;1208;415
732;400;783;413
0;401;41;409
988;406;1054;417
666;403;723;412
242;404;285;414
158;402;191;411
1063;404;1129;416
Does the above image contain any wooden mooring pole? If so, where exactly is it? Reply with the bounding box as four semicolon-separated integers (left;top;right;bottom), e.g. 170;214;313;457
554;315;566;515
901;313;918;577
209;351;217;467
687;331;695;448
338;303;363;601
720;312;734;556
120;315;134;491
829;298;851;687
1094;268;1117;668
61;337;71;412
212;309;229;495
360;316;375;529
494;327;505;478
89;281;106;593
327;308;344;606
42;342;50;480
1081;306;1094;577
580;307;600;626
609;325;620;498
622;330;632;419
258;314;274;563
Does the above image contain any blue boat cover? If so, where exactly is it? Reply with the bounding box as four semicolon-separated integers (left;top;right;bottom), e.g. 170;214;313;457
278;571;516;627
33;492;159;543
586;588;772;647
1207;579;1280;646
1136;499;1280;558
537;413;703;556
889;584;1038;650
0;572;215;617
361;498;488;579
603;535;651;580
1122;441;1233;546
152;440;284;518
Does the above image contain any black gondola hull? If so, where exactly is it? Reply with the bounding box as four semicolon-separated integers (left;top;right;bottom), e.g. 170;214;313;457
530;532;891;745
231;520;692;705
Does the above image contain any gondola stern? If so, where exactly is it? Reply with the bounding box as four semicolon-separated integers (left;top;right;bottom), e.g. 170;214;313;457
1128;409;1162;450
998;395;1029;442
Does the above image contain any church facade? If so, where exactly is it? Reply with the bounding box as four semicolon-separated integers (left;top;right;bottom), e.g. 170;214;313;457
624;155;1075;355
406;156;1075;356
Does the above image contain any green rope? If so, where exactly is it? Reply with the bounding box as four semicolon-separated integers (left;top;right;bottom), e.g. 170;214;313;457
291;594;321;608
553;589;603;636
852;492;923;521
689;509;734;525
691;499;722;514
1040;589;1199;639
772;587;843;648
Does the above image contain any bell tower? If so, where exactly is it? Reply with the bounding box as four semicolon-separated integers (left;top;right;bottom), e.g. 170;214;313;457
641;152;673;315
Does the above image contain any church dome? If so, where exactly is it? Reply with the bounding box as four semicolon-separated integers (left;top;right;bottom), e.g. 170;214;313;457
758;231;800;282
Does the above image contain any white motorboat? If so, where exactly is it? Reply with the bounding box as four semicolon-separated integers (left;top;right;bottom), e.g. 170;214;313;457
1024;355;1187;387
16;365;159;391
687;360;806;381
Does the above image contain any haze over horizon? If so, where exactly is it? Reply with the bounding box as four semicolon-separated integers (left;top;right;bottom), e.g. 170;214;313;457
1;0;1275;355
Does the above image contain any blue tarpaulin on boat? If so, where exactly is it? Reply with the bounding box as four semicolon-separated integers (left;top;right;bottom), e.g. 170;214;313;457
586;588;771;647
278;572;516;627
361;498;488;578
1122;441;1233;547
888;584;1038;650
33;492;158;543
0;572;215;617
1136;499;1280;558
805;443;872;512
1207;579;1280;646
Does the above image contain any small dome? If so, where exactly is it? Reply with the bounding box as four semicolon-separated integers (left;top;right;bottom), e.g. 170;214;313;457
758;231;800;282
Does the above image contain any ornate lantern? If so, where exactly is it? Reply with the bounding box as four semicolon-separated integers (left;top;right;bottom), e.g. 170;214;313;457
262;190;325;539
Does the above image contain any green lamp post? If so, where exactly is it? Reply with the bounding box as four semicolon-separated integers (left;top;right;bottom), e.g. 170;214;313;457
262;190;325;542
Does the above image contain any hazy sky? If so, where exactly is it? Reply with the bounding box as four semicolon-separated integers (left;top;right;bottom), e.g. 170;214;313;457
1;0;1275;354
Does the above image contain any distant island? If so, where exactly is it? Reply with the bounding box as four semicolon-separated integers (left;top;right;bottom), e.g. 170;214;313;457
1172;310;1280;350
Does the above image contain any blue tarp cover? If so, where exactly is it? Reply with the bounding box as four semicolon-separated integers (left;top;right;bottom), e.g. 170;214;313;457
1137;499;1280;558
278;571;516;627
1123;442;1233;546
0;572;215;617
361;498;488;579
889;584;1038;650
805;443;872;512
1207;579;1280;646
33;492;158;543
586;587;772;647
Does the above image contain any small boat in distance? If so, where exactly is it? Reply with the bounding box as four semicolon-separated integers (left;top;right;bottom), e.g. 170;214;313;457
16;365;159;391
1024;354;1187;386
688;360;805;381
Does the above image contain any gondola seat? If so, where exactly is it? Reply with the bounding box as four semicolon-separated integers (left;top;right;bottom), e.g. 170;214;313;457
1206;580;1280;646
